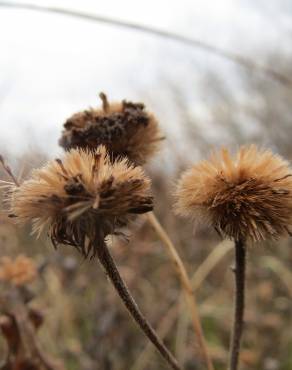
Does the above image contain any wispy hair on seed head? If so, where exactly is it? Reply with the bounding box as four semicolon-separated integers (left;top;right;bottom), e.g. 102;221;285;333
7;146;153;258
175;145;292;242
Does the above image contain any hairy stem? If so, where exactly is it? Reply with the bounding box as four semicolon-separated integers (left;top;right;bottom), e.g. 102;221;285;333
228;238;246;370
96;241;182;370
147;212;214;370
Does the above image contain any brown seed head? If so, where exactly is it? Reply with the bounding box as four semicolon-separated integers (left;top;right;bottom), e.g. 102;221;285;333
0;255;37;286
175;145;292;242
59;93;163;165
8;146;153;258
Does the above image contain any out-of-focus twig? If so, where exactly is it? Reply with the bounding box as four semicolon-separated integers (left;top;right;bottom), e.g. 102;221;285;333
0;155;19;186
0;287;65;370
147;212;214;370
132;239;233;369
0;1;292;88
175;297;190;364
191;240;233;292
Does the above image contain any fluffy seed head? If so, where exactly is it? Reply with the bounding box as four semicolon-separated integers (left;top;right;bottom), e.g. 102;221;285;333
59;93;163;165
0;255;37;286
8;146;153;258
175;145;292;242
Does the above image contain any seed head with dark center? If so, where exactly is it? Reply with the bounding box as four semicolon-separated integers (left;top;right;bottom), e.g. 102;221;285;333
59;93;163;165
175;145;292;242
7;146;153;258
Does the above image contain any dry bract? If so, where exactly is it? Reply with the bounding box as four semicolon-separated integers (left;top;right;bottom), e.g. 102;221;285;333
59;93;163;165
175;145;292;242
8;146;153;258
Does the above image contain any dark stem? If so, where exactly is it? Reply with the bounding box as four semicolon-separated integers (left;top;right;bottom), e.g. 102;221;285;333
99;92;109;112
96;242;181;370
229;238;246;370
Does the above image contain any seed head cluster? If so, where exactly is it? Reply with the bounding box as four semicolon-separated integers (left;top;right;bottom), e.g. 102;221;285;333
175;145;292;242
0;255;37;286
59;93;163;165
8;146;153;258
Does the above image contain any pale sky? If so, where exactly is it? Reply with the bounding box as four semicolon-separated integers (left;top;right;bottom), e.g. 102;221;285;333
0;0;291;156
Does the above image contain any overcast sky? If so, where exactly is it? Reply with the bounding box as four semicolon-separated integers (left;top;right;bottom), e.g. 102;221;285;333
0;0;291;156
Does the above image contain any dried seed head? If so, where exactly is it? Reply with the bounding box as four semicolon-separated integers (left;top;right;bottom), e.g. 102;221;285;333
8;146;153;258
175;145;292;242
59;93;163;165
0;255;37;286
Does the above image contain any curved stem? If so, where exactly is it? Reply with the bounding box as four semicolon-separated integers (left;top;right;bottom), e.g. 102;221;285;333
228;238;246;370
147;212;214;370
1;2;292;87
96;241;182;370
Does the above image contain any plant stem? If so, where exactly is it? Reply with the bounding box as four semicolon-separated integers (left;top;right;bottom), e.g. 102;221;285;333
96;241;182;370
147;212;214;370
1;2;292;87
0;155;19;186
228;238;246;370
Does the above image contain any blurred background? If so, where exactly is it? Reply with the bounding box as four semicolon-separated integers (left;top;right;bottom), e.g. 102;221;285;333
1;1;292;369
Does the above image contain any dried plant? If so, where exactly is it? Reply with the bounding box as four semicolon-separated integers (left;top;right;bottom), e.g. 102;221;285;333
175;145;292;370
58;95;213;370
3;149;181;370
7;146;153;258
175;145;292;242
59;93;163;165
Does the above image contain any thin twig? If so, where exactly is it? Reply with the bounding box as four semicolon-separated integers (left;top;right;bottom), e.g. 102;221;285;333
191;240;233;292
0;1;292;87
228;238;246;370
0;155;19;186
147;211;214;370
132;240;232;370
96;241;182;370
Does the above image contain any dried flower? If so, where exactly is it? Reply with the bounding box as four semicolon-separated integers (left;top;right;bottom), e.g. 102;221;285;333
8;146;153;258
59;93;163;165
0;255;37;286
175;145;292;242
